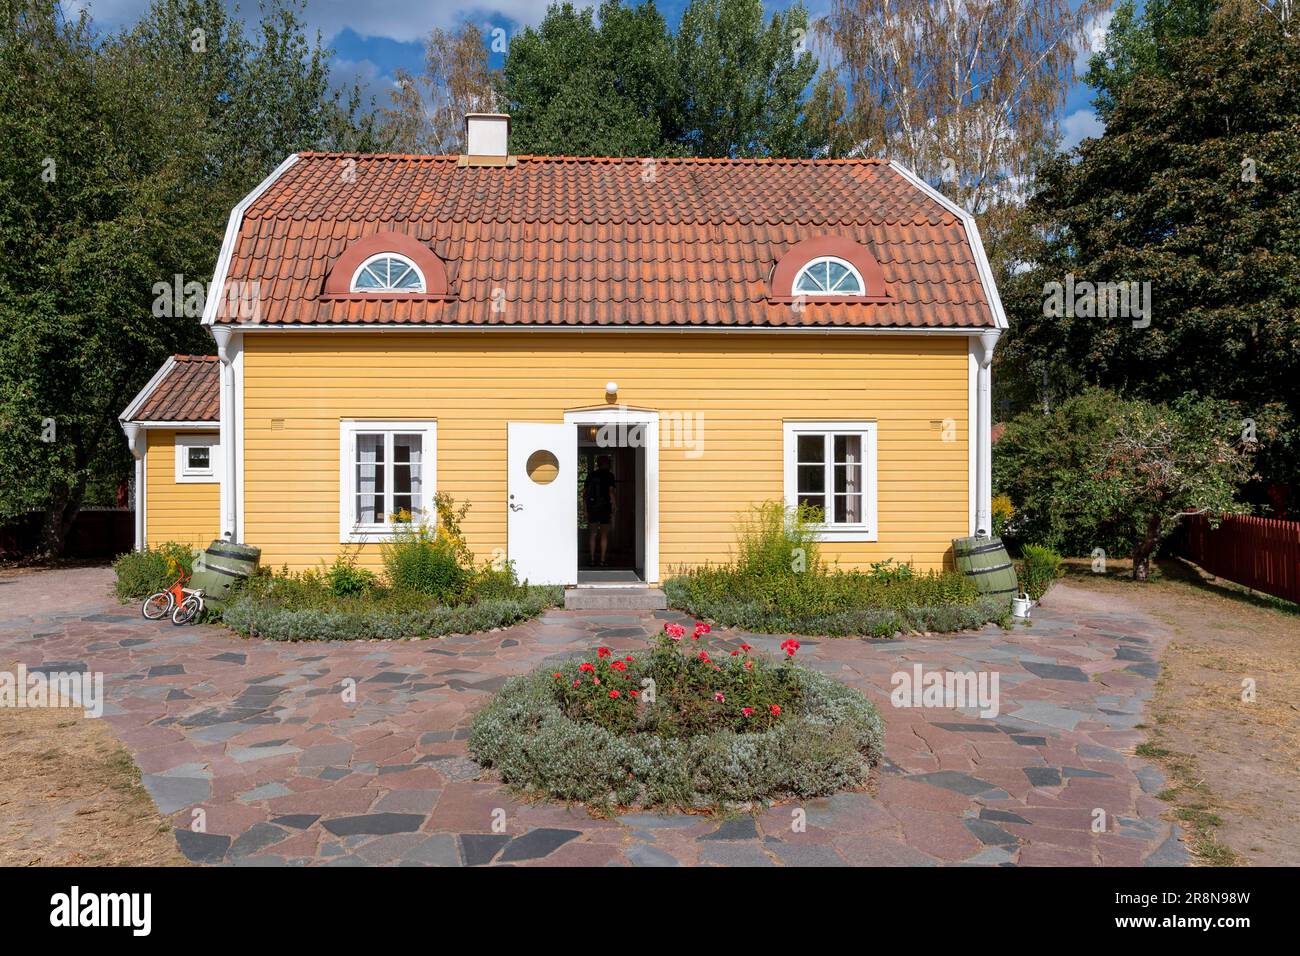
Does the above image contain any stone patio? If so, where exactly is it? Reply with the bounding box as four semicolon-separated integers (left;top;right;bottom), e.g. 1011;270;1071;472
0;567;1189;866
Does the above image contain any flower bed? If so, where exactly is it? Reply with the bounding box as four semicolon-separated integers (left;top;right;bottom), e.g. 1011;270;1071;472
664;566;1011;637
468;622;884;809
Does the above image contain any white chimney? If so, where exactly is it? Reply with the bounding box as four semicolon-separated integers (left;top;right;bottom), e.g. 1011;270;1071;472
465;113;510;159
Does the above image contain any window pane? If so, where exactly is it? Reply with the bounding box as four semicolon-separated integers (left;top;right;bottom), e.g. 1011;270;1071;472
393;267;422;289
834;463;860;493
796;434;824;463
827;260;850;289
356;434;384;524
187;446;210;470
797;464;825;494
795;270;824;293
834;493;862;523
392;433;422;520
354;267;384;290
834;434;861;463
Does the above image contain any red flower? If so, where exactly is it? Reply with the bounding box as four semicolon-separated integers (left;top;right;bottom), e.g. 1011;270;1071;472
572;679;580;688
743;660;754;671
694;622;711;636
739;643;752;652
597;647;611;658
742;707;754;717
730;650;740;656
630;690;639;698
697;652;711;662
579;662;595;672
609;690;620;699
780;639;800;657
552;672;562;679
625;656;634;662
769;704;782;717
610;660;628;672
714;692;725;703
664;623;685;640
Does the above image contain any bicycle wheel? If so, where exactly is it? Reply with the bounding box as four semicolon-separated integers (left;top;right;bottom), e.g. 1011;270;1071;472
171;595;202;625
142;591;173;620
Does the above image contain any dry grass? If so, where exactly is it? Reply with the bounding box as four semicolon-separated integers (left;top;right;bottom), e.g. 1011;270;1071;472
1062;557;1300;866
0;704;188;867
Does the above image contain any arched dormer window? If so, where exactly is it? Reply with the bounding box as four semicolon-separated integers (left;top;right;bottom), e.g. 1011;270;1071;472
792;256;864;296
323;230;451;299
351;253;426;293
769;236;890;303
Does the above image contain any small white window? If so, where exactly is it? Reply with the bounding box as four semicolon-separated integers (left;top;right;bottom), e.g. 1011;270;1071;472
792;256;865;296
175;434;219;483
339;420;437;541
783;421;877;541
350;253;426;293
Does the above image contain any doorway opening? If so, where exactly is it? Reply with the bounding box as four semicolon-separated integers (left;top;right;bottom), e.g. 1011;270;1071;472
576;422;645;584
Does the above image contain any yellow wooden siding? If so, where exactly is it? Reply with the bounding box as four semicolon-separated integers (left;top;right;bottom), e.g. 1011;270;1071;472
145;430;220;550
242;333;970;577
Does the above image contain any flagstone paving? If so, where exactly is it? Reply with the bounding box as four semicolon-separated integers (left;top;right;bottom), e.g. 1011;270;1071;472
0;567;1190;867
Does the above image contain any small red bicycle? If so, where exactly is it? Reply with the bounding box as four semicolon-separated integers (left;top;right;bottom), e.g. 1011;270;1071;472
142;572;205;625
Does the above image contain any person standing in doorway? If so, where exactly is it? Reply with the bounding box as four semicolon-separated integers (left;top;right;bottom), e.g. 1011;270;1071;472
584;454;617;566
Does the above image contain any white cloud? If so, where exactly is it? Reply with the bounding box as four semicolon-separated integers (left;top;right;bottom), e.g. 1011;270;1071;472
1060;108;1104;151
1074;9;1115;73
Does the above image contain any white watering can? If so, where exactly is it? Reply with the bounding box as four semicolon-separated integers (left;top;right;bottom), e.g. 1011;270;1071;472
1011;592;1033;619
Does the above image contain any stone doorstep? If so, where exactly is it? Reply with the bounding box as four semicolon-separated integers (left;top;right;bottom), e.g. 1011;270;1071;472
563;587;668;611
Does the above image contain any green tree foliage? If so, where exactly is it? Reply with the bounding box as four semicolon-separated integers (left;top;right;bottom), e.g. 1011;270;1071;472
996;9;1300;488
674;0;819;157
499;0;824;158
500;1;682;156
0;0;376;554
994;390;1255;578
1085;0;1220;117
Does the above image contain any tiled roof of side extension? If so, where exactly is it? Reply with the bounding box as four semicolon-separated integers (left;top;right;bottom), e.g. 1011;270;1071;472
132;356;220;422
212;154;996;329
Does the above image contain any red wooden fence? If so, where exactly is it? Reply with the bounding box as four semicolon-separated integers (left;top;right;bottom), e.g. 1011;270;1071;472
1181;513;1300;604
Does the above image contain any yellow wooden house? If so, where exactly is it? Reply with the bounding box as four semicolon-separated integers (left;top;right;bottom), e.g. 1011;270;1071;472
121;115;1005;587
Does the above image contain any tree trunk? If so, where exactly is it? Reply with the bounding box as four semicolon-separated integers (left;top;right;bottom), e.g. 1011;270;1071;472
36;492;76;559
1131;514;1163;581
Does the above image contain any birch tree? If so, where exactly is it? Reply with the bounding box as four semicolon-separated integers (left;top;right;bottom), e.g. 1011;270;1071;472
381;23;498;154
817;0;1109;214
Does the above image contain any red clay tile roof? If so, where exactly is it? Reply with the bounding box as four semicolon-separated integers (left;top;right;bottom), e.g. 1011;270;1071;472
212;154;994;329
132;356;220;422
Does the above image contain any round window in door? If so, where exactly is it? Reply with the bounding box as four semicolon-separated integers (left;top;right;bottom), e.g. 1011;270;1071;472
526;450;560;485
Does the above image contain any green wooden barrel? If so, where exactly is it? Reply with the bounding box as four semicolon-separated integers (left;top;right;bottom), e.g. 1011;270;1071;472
190;541;261;604
952;535;1018;601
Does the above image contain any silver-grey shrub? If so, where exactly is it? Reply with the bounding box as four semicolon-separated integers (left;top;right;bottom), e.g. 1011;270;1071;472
468;665;884;809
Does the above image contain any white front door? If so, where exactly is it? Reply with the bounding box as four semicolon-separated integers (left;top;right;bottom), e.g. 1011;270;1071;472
507;422;577;585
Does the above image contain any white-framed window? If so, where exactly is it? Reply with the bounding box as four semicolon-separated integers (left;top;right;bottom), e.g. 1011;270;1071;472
339;420;437;542
174;434;220;483
350;253;426;293
783;421;878;541
792;256;865;296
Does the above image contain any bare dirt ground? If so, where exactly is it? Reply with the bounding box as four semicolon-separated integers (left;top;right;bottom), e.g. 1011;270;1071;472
0;702;188;867
1056;558;1300;866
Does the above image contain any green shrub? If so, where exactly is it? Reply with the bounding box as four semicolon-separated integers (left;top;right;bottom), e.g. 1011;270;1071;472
381;521;470;602
662;501;1001;637
734;500;823;576
322;552;378;597
112;542;197;600
469;623;884;809
221;584;563;641
468;561;525;601
1019;544;1064;601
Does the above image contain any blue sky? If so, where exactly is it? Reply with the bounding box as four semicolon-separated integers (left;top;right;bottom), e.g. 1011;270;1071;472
64;0;1109;149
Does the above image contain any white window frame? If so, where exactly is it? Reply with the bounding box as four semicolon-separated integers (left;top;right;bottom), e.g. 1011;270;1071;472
339;419;437;542
791;256;865;296
349;253;427;293
782;420;878;542
174;434;220;484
